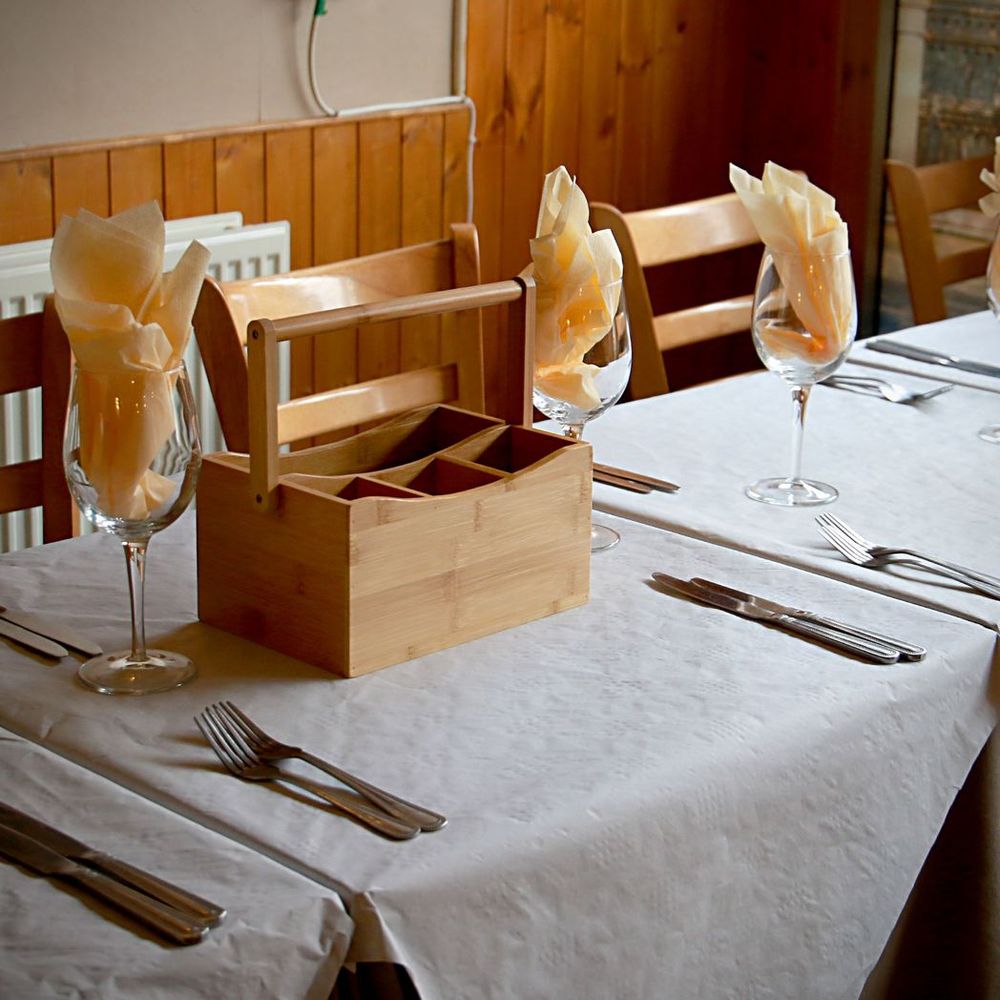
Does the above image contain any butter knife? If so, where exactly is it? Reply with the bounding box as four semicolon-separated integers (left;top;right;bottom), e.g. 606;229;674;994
651;573;900;664
0;823;210;945
0;802;226;926
594;469;653;494
0;607;102;657
689;578;927;661
866;340;1000;378
0;618;67;659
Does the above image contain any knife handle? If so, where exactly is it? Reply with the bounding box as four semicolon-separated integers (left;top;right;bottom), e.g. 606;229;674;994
0;619;67;659
797;613;927;661
593;470;653;494
90;852;226;926
67;865;210;945
776;615;900;664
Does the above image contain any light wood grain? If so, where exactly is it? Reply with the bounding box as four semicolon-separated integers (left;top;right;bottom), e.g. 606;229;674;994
53;151;109;220
109;145;163;215
215;134;265;224
163;139;215;219
0;158;53;243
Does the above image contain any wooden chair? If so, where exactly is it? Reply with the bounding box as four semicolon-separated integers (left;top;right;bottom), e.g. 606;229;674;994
192;223;484;452
885;154;993;325
590;193;762;399
0;302;74;543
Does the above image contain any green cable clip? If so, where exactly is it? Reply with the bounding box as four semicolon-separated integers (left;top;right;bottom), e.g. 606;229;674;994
314;0;327;15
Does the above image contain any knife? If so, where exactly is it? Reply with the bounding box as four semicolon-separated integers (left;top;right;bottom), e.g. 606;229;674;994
0;823;210;945
0;802;226;925
0;618;67;659
0;607;102;657
594;469;653;494
689;578;927;661
651;572;900;664
594;463;679;493
866;340;1000;378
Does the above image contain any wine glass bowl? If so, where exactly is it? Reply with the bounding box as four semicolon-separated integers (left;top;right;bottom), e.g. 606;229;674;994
747;248;857;507
533;280;631;550
63;361;201;694
978;225;1000;444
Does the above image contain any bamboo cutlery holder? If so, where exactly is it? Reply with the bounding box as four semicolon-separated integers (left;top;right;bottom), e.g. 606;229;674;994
196;279;593;677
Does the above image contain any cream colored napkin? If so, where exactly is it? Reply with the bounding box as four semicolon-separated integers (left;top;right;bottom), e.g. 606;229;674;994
530;166;623;410
980;137;1000;217
730;162;854;365
51;202;209;520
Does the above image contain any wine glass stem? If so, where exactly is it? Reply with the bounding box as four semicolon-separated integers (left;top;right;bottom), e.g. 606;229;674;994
123;538;149;662
563;423;585;441
789;384;812;484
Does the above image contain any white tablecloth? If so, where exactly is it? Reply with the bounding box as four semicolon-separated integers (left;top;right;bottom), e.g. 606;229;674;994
581;369;999;628
845;311;1000;394
0;514;995;1000
0;726;350;1000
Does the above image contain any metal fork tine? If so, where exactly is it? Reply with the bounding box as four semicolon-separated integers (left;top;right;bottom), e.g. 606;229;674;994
204;706;258;770
219;701;269;747
195;714;241;776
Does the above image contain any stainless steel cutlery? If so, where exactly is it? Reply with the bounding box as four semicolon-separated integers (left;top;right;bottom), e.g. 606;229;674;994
651;572;905;664
821;374;954;404
0;606;103;659
865;339;1000;379
593;463;679;494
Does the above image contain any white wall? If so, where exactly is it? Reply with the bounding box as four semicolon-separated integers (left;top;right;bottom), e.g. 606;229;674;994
0;0;457;150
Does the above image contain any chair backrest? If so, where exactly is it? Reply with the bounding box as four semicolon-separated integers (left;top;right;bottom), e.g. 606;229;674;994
884;155;993;326
0;302;74;543
193;223;483;452
590;193;762;399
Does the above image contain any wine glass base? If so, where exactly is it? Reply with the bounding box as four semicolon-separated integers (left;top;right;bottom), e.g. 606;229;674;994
591;522;621;552
745;477;839;508
978;424;1000;444
77;650;196;696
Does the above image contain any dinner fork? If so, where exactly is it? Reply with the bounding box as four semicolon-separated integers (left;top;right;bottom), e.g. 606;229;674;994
195;709;420;840
815;513;1000;600
822;374;954;404
212;701;446;832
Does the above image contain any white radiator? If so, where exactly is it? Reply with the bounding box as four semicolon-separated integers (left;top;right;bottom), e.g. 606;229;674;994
0;213;291;552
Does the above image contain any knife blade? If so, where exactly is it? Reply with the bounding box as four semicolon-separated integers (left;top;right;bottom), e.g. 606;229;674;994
651;572;900;664
0;823;210;945
0;618;67;659
689;578;927;661
0;802;225;926
594;463;680;494
866;339;1000;378
0;607;102;657
594;469;653;493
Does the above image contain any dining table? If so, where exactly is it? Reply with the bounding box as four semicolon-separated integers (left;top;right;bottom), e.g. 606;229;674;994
1;311;998;999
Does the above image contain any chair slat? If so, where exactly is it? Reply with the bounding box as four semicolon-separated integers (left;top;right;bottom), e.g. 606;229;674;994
0;314;43;395
654;296;754;352
0;459;42;514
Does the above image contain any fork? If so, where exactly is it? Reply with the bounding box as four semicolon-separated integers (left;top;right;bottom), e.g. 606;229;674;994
213;701;446;832
815;513;1000;600
822;374;954;404
195;709;420;840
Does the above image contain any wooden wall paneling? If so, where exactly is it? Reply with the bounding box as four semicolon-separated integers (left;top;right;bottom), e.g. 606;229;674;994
500;1;547;280
266;127;315;400
542;0;584;176
163;139;216;220
466;0;509;415
613;0;657;211
578;0;622;205
357;118;403;382
52;150;109;221
0;158;53;244
109;144;163;216
442;108;470;232
312;120;360;421
401;113;445;372
215;133;265;225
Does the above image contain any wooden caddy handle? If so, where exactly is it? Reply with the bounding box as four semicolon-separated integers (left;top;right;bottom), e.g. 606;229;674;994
246;276;536;512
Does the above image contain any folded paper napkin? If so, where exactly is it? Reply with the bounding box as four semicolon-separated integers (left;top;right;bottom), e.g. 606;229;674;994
530;166;623;411
51;202;209;519
980;137;1000;217
729;162;853;366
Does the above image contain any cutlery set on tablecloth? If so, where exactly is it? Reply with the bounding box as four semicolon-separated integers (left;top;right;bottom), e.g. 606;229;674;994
0;606;102;659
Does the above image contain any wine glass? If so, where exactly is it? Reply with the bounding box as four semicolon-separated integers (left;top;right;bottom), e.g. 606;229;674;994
63;361;201;694
977;225;1000;444
746;247;857;506
533;280;632;551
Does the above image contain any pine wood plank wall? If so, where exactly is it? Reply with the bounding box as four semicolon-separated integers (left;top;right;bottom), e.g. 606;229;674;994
0;0;888;406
